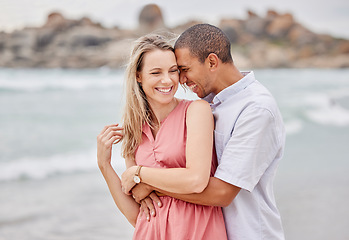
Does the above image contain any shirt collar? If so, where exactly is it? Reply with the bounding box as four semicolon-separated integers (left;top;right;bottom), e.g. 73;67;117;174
205;71;255;105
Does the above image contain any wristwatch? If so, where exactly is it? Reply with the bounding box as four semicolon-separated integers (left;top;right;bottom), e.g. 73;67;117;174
133;165;143;184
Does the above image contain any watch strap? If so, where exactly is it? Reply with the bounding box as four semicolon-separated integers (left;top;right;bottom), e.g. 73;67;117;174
135;165;142;180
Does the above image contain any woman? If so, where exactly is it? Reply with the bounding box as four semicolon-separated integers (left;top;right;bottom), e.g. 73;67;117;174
97;34;227;239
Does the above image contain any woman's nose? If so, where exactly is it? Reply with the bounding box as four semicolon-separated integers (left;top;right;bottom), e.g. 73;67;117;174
161;75;171;84
161;72;175;84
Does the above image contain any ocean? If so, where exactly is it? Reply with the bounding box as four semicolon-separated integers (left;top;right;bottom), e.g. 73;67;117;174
0;68;348;240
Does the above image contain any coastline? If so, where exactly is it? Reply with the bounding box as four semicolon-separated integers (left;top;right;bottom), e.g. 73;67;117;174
0;6;348;69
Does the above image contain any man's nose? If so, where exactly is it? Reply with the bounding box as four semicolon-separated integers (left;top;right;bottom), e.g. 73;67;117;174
179;73;187;84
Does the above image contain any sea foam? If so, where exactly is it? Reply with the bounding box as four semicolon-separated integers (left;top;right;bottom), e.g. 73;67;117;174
0;69;123;92
306;105;349;126
284;119;303;135
0;148;125;182
304;92;349;126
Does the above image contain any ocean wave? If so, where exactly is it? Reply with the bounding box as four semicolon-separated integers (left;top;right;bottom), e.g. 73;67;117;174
303;93;333;108
305;104;349;126
303;92;349;126
0;69;124;92
327;88;349;100
0;149;126;182
0;78;122;93
284;119;303;135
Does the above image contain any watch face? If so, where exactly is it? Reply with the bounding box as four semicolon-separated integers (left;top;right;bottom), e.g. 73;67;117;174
133;176;141;183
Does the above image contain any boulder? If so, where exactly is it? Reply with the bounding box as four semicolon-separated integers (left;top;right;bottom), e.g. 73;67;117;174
138;4;165;33
219;19;243;43
171;20;203;35
267;13;295;38
244;15;268;37
35;29;57;50
266;10;279;19
337;41;349;54
66;26;114;48
287;24;317;45
43;12;72;30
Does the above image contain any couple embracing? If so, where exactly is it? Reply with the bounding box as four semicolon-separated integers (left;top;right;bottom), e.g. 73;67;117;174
97;24;285;240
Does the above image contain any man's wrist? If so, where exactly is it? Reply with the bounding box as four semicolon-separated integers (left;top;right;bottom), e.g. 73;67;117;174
136;182;153;192
155;191;165;197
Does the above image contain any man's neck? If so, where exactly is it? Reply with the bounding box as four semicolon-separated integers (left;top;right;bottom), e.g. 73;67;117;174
214;64;244;95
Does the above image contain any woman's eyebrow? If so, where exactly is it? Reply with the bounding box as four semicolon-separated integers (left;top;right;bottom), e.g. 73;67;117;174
149;67;161;71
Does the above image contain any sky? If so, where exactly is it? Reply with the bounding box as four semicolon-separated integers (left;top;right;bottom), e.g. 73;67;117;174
0;0;348;39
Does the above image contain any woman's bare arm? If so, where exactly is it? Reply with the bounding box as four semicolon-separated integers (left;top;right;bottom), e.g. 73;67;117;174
97;124;139;227
122;100;214;194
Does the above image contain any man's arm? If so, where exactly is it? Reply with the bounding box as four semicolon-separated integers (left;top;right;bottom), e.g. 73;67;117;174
137;176;240;208
160;177;240;207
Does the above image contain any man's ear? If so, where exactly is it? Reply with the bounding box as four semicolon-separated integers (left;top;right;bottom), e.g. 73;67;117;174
206;53;219;70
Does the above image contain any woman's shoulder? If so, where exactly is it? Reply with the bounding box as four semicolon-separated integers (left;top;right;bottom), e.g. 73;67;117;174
186;99;212;116
174;99;212;118
188;99;211;109
177;98;210;107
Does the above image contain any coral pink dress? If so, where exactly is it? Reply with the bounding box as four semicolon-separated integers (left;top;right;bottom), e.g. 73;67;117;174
133;99;227;240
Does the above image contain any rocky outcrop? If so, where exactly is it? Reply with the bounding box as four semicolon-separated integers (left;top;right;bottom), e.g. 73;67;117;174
0;11;137;68
138;4;165;34
218;10;349;69
0;5;348;69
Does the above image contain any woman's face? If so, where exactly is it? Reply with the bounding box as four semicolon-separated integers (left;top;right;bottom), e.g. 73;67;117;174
137;49;179;107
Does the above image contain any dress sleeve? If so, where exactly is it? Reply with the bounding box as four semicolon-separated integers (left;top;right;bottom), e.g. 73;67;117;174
214;106;281;192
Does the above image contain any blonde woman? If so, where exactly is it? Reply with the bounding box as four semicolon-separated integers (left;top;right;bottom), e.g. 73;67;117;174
97;34;227;239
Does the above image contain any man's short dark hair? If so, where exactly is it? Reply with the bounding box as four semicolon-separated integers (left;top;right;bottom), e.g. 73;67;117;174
174;23;233;63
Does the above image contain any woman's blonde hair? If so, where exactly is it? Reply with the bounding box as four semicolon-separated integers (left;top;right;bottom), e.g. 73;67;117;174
121;34;175;160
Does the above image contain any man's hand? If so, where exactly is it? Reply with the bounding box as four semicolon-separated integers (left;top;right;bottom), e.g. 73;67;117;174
131;183;153;203
131;183;163;221
139;192;163;221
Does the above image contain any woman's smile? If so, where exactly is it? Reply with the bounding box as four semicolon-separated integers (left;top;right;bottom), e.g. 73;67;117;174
155;86;173;94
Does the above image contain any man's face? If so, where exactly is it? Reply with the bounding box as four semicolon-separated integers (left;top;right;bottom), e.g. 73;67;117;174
175;48;212;98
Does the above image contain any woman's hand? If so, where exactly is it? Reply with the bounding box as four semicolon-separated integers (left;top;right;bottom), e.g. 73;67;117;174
121;166;138;195
97;124;124;169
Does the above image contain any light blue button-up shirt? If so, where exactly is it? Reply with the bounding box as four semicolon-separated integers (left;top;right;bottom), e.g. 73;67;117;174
205;71;285;240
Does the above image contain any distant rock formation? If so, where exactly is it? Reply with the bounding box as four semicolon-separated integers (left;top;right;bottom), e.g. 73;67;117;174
0;4;348;69
138;4;165;34
0;11;135;68
219;9;349;68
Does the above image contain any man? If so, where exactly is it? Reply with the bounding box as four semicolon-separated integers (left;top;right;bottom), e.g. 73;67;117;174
132;24;285;239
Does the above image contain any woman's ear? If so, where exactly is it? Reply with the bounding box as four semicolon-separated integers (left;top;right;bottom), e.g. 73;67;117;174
206;53;219;70
136;72;142;83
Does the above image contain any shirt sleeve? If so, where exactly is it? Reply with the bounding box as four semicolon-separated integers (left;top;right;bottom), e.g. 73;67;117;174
214;106;281;192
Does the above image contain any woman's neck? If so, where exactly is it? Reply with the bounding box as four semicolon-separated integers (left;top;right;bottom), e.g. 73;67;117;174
150;98;179;124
